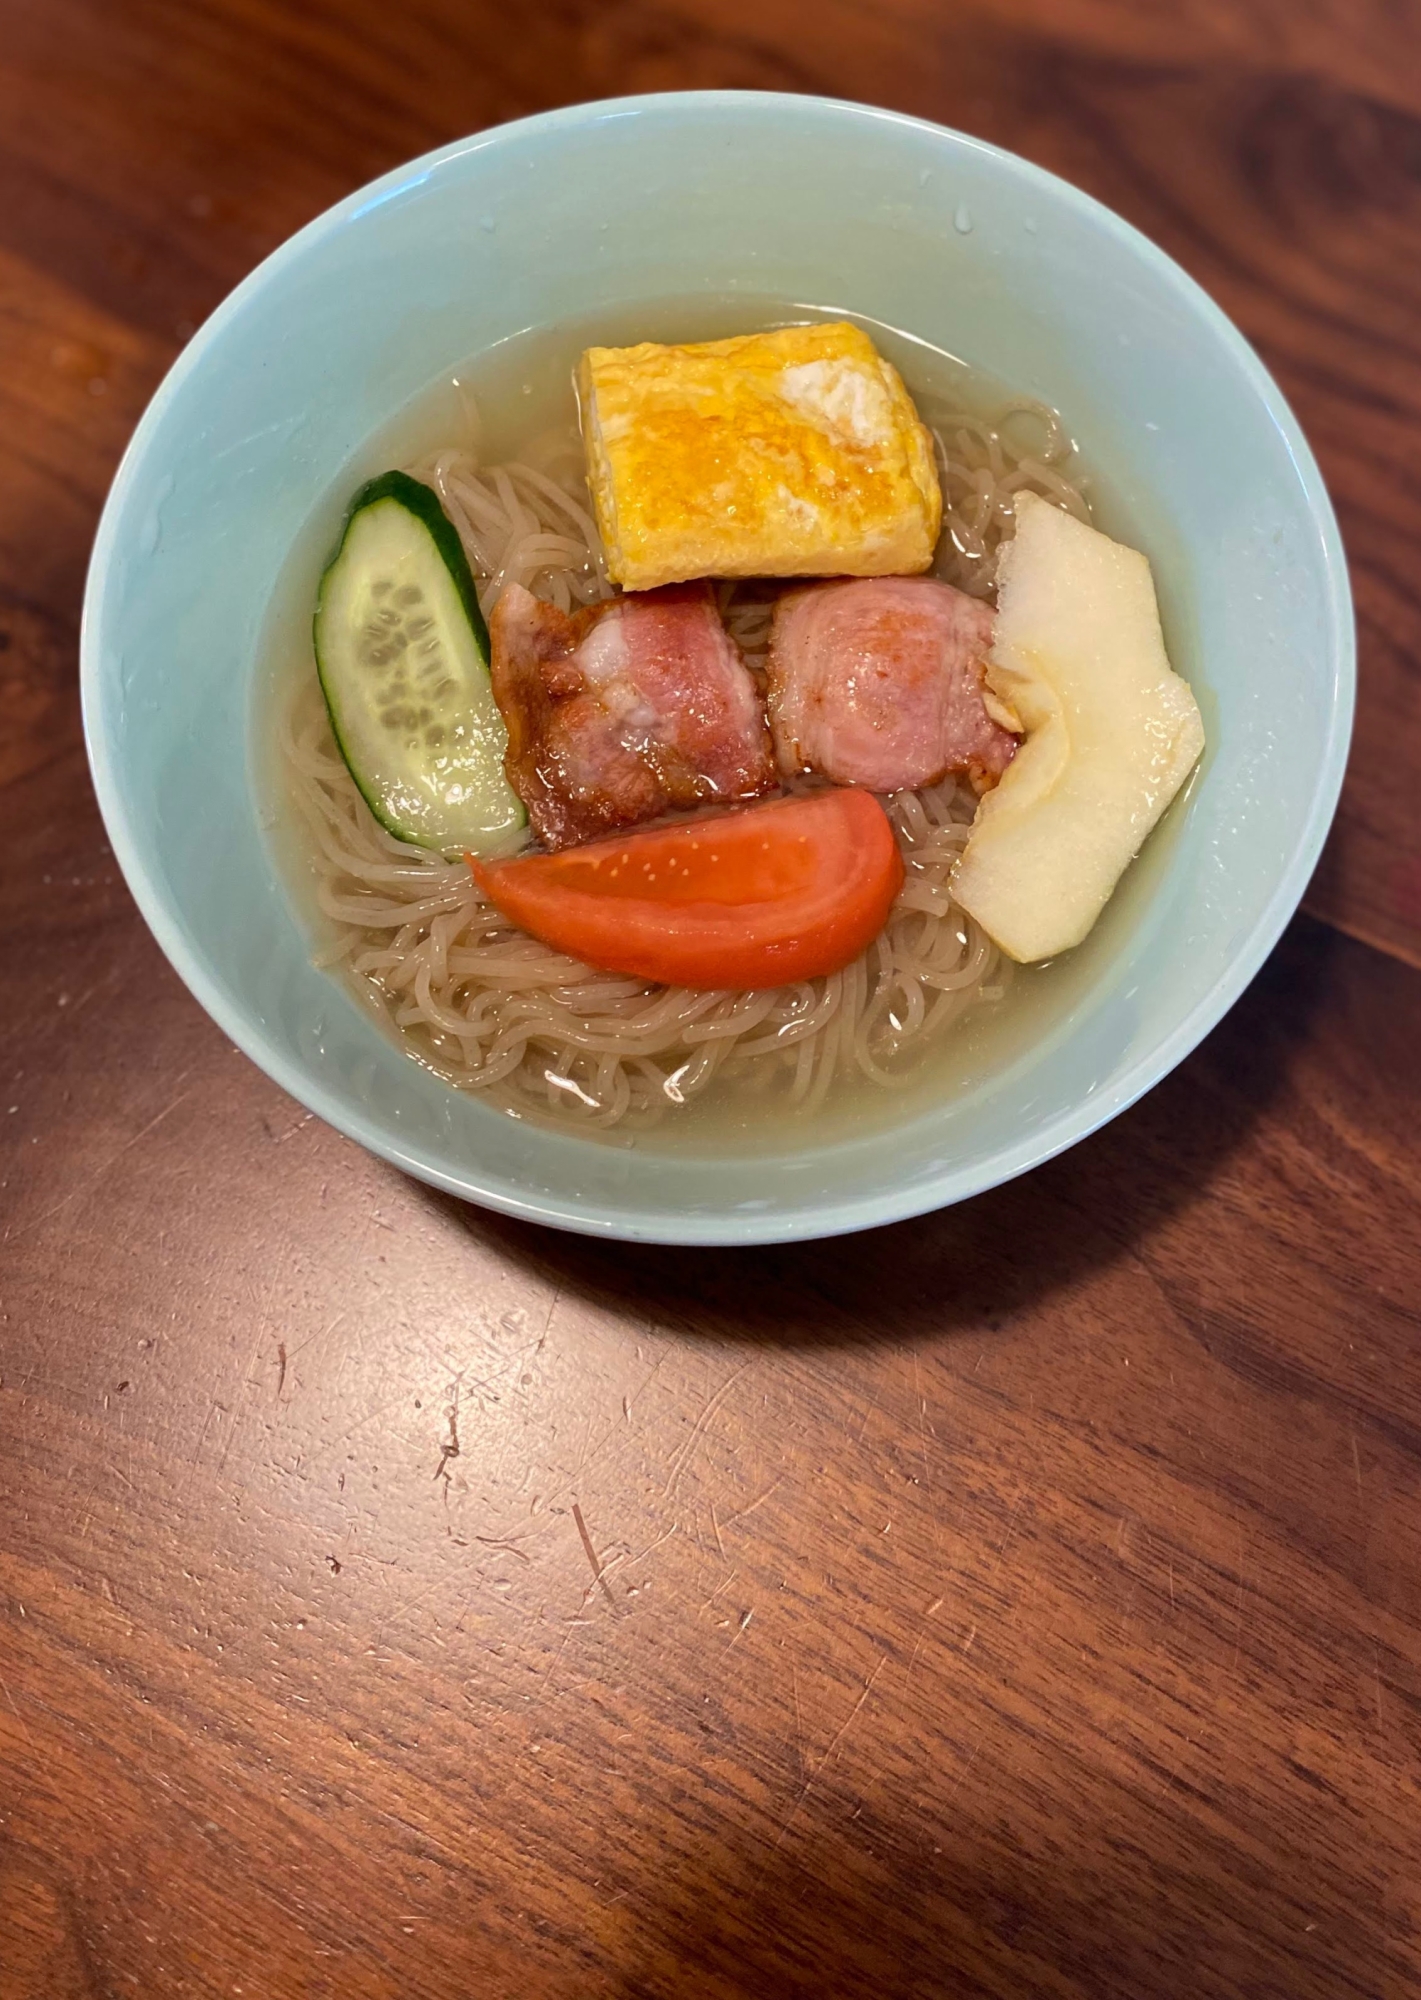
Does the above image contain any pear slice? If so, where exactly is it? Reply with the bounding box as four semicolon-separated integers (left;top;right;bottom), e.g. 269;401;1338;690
953;492;1204;964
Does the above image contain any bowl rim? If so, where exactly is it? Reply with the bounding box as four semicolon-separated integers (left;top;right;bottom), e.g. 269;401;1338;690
81;89;1356;1245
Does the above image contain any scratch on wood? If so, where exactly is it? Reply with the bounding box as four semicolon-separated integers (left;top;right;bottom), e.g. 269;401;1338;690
711;1503;727;1563
767;1654;887;1860
0;1674;35;1752
698;1568;737;1616
434;1380;462;1482
907;1594;945;1678
853;1377;882;1444
122;1078;197;1152
315;1382;422;1460
186;1396;224;1483
619;1522;678;1573
573;1502;622;1617
719;1477;783;1536
536;1619;581;1702
945;1738;982;1810
214;1403;240;1477
15;1072;196;1238
624;1350;670;1420
985;1487;1027;1579
276;1342;287;1398
662;1362;752;1502
369;1566;451;1646
572;1405;595;1481
51;966;124;1025
727;1607;753;1651
536;1354;669;1517
912;1352;943;1553
285;1311;346;1369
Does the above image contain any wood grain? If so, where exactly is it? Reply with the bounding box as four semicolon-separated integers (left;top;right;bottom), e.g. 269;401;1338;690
3;3;1421;1995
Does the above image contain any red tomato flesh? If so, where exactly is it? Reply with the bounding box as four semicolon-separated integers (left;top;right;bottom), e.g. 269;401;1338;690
469;790;904;990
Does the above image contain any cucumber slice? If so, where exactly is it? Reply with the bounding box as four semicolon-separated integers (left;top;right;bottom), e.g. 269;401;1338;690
314;471;526;854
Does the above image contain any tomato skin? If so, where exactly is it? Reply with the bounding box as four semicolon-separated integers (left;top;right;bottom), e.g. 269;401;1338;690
469;790;904;990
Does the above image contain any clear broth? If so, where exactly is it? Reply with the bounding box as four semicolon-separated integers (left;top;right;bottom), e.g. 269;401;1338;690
256;297;1180;1155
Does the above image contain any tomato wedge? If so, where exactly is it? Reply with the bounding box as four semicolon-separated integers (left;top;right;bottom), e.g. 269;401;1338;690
469;790;904;990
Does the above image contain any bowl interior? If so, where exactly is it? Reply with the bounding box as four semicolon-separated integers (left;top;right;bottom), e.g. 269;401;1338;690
83;94;1352;1242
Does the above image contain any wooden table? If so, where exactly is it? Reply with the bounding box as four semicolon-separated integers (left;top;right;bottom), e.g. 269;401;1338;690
3;4;1421;1995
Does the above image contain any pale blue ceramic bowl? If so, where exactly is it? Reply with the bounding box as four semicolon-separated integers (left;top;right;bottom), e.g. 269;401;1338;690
82;93;1353;1244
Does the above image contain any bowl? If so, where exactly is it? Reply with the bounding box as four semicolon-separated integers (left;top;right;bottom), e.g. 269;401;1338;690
82;92;1354;1245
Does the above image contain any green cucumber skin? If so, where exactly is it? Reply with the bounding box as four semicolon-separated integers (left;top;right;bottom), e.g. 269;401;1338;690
312;471;523;852
338;470;492;662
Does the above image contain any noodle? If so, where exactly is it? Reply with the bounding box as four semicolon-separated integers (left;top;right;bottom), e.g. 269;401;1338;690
927;395;1089;597
283;389;1089;1130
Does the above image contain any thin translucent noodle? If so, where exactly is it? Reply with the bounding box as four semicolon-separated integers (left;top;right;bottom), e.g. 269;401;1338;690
284;395;1087;1129
925;396;1090;598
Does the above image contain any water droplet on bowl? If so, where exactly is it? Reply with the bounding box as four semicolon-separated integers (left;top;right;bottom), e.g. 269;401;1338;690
954;203;973;234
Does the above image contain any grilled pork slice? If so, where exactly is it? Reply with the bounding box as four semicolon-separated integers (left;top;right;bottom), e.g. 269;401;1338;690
767;575;1018;795
489;582;775;850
